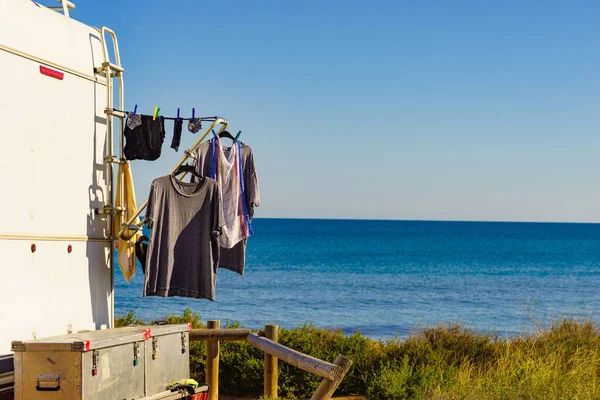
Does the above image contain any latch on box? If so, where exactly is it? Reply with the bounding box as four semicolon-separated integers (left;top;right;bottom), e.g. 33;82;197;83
181;333;187;354
133;342;140;366
152;337;159;360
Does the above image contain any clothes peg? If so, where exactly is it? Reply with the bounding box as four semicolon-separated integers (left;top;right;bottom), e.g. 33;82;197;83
192;108;195;120
235;130;242;141
153;107;160;121
177;108;180;120
133;105;138;115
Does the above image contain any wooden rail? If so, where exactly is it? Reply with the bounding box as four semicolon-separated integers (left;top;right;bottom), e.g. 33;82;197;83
190;328;251;342
190;321;353;400
247;333;340;381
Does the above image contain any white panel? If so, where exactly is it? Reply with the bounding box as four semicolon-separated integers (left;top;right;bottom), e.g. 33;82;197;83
0;240;112;355
0;1;114;357
0;0;104;77
0;51;108;237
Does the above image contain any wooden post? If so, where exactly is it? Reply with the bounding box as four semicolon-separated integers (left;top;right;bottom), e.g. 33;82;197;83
310;355;353;400
263;324;279;398
206;320;220;400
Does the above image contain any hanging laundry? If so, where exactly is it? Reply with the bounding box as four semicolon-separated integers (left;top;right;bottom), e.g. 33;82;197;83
171;118;183;151
143;174;224;300
124;113;166;161
188;118;202;134
193;134;260;275
113;161;142;283
135;235;149;274
211;134;249;248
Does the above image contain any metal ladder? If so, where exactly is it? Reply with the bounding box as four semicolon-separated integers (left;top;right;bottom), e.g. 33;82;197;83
94;27;125;328
95;27;126;240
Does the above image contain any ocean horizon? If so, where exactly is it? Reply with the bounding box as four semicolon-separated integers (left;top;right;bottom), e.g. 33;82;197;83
115;218;600;339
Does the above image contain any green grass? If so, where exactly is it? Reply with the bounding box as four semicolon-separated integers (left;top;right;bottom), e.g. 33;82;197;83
116;310;600;399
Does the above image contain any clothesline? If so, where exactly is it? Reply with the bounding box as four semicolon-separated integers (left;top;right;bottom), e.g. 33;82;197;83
114;108;260;301
114;108;225;122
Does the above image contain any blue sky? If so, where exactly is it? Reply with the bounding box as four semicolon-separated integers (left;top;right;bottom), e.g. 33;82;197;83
75;0;600;222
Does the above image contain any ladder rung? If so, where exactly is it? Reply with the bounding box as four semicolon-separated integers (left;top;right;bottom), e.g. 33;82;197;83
102;61;124;73
105;108;126;118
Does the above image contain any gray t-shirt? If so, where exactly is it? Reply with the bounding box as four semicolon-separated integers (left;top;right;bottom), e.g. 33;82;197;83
193;139;260;275
143;174;224;301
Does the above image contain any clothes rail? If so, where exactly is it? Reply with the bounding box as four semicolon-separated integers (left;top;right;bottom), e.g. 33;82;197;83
114;109;224;122
116;117;229;240
162;116;221;121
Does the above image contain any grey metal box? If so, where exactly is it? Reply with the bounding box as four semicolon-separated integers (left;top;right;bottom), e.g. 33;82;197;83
11;324;190;400
145;325;190;396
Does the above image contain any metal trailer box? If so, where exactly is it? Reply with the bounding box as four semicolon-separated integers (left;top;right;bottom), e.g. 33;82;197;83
145;325;191;396
11;325;191;400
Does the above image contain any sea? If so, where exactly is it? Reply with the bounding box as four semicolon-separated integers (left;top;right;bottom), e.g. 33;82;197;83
115;219;600;339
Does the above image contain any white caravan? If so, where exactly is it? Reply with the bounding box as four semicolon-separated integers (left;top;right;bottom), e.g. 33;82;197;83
0;1;119;396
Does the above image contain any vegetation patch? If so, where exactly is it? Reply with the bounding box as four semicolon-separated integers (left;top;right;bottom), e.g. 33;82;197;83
116;310;600;399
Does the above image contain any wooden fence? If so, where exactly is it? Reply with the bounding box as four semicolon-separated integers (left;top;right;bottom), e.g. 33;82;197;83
190;321;353;400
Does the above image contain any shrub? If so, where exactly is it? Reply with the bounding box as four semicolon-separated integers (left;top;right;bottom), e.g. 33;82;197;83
114;309;145;327
115;312;600;400
367;356;413;399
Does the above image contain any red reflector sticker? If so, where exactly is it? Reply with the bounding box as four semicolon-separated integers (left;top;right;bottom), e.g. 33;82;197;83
142;328;152;340
83;340;91;352
40;65;64;80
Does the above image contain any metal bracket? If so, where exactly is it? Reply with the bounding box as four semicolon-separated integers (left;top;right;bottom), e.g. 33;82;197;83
119;223;141;241
11;341;25;351
103;155;124;165
184;149;197;160
102;61;124;72
46;0;75;18
122;223;140;232
95;205;125;216
104;108;126;119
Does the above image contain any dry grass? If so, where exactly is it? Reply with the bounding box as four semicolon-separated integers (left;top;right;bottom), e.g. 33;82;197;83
116;310;600;400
